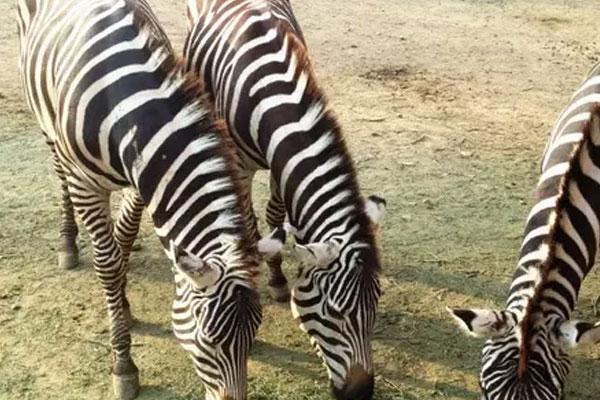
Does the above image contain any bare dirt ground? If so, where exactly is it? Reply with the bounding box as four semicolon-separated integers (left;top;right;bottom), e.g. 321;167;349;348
2;0;600;399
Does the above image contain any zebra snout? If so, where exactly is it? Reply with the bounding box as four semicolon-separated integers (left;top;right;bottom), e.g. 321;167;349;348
331;365;374;400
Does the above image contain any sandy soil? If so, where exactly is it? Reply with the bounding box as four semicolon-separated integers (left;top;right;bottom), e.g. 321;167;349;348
2;0;600;399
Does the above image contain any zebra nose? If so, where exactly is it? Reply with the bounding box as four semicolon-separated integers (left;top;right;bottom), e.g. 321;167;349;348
331;365;374;400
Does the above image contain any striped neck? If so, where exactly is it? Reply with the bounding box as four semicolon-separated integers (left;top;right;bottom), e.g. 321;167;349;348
185;0;375;251
139;130;247;260
95;24;252;264
507;100;600;377
132;109;252;262
279;135;369;248
262;85;372;248
246;33;375;248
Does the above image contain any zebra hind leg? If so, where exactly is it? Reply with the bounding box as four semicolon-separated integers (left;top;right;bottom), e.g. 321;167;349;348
266;180;289;302
46;140;79;269
68;183;139;399
57;181;79;269
114;189;145;329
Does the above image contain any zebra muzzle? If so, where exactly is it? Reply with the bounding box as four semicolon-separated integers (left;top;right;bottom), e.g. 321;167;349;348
331;364;374;400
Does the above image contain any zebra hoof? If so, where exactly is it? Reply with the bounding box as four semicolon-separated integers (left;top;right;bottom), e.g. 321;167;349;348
112;372;140;400
58;250;79;270
269;284;290;303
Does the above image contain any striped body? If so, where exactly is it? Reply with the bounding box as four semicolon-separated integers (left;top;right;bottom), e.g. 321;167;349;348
183;1;384;399
450;63;600;399
17;1;260;399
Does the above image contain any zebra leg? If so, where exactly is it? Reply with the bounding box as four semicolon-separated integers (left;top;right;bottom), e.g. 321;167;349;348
114;189;145;329
240;170;260;242
68;184;139;399
266;179;289;302
46;140;79;269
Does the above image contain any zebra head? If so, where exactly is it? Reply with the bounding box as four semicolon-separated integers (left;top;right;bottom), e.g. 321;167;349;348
448;308;600;400
286;196;386;400
171;244;261;400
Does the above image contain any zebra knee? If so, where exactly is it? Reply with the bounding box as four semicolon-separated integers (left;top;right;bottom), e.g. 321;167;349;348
265;205;285;228
268;271;288;288
59;185;79;262
267;254;289;302
121;294;135;329
268;283;290;303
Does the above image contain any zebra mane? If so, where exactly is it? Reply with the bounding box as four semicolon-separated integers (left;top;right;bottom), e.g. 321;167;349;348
283;29;381;272
128;2;260;279
517;105;600;377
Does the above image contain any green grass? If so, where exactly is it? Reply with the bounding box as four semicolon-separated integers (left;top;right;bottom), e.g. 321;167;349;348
2;113;598;400
3;0;600;397
4;74;600;400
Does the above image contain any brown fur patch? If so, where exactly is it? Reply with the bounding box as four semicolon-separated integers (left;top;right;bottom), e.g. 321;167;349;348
517;105;600;377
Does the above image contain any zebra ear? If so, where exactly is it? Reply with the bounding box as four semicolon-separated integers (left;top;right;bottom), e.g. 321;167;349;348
174;247;220;290
447;307;517;338
558;320;600;348
365;195;386;226
257;226;286;256
293;240;341;267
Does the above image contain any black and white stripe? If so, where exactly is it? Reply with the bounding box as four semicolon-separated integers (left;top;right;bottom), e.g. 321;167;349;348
183;1;386;399
449;62;600;400
17;1;260;399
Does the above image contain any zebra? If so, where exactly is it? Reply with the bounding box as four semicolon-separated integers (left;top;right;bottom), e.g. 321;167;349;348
17;0;262;399
183;1;387;398
448;62;600;400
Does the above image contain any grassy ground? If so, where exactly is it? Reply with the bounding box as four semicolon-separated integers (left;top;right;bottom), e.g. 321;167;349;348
2;0;600;399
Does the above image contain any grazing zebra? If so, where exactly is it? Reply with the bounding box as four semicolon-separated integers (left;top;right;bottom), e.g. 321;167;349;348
448;63;600;400
184;1;387;398
17;0;261;399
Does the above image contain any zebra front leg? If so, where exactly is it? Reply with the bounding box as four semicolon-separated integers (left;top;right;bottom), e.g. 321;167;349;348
46;140;79;269
266;179;289;302
69;184;139;399
240;170;260;242
114;189;145;329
